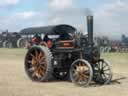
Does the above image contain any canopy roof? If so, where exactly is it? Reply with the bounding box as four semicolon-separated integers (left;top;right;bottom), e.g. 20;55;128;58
20;24;76;35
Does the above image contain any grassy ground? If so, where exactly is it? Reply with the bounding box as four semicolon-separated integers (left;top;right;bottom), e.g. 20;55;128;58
101;53;128;73
0;48;128;96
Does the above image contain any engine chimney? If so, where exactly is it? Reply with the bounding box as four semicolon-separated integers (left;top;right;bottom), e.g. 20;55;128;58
87;15;93;46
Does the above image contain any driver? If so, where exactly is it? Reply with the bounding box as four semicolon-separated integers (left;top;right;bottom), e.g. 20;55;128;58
32;34;42;45
43;35;53;48
26;34;42;49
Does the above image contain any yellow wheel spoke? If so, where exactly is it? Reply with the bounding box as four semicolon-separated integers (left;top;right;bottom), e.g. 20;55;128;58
32;69;41;78
32;57;36;65
35;50;39;60
40;67;46;76
37;68;42;75
38;52;43;59
40;65;45;70
82;73;89;79
74;74;80;81
35;72;42;78
30;53;36;59
39;57;45;62
40;61;46;66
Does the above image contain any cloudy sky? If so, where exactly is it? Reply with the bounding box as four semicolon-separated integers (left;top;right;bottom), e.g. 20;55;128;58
0;0;128;40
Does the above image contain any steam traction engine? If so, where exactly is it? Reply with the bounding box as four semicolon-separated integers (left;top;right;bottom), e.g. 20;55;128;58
24;16;112;87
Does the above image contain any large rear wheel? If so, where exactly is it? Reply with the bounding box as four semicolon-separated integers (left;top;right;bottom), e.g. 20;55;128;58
70;59;93;87
24;46;53;82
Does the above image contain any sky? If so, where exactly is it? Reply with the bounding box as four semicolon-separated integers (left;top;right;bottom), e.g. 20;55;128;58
0;0;128;40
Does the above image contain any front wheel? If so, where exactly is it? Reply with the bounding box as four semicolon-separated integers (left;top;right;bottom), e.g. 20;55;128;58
93;59;112;84
70;59;93;87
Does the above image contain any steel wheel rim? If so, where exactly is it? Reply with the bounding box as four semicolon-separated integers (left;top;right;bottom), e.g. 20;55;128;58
26;48;47;81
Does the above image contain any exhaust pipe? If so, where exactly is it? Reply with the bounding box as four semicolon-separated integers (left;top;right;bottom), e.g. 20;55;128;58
87;15;93;46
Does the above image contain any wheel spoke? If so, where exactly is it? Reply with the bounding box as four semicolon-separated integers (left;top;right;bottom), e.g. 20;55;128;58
84;71;89;75
39;57;45;63
35;50;39;60
97;62;101;69
103;68;110;71
74;74;80;81
32;71;37;78
81;73;89;79
100;61;103;69
101;61;104;69
78;76;83;82
31;57;36;65
102;74;107;80
36;73;42;78
37;67;44;76
104;72;111;76
30;53;36;60
32;69;42;78
28;67;35;72
40;65;46;72
100;75;104;82
102;64;106;69
103;63;108;69
38;52;43;59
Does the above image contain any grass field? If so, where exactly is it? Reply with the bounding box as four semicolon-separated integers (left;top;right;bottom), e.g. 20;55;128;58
0;48;128;96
